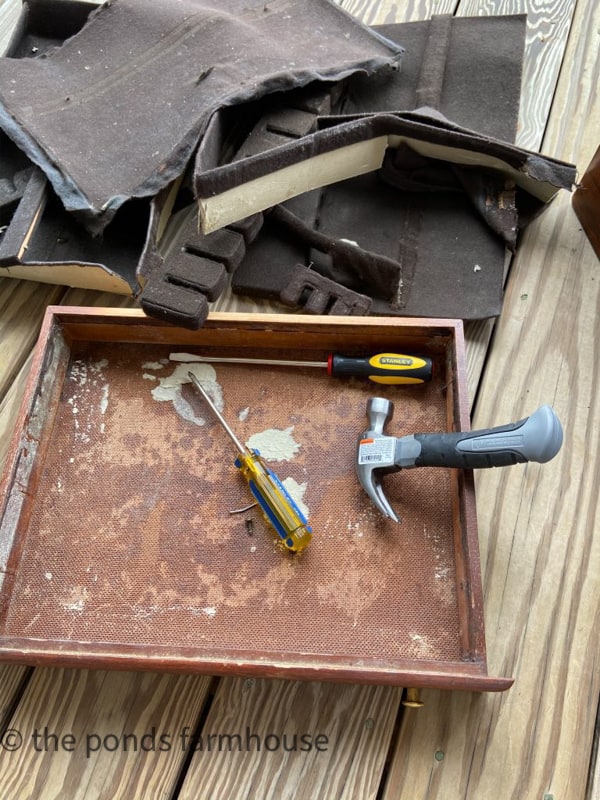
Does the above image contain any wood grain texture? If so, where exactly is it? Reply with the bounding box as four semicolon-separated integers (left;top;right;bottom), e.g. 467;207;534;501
0;350;32;473
0;664;30;730
60;288;138;309
0;668;213;800
336;0;458;25
0;0;19;55
383;0;600;796
179;678;402;800
0;279;65;401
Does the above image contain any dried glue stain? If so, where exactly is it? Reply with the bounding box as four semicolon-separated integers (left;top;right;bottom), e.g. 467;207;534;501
150;362;224;426
142;361;166;370
245;426;300;461
66;358;110;441
61;587;88;614
408;633;435;658
282;477;309;518
239;406;250;421
99;384;109;415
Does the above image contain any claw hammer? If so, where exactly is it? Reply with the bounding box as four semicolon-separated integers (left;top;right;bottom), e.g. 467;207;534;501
356;397;563;522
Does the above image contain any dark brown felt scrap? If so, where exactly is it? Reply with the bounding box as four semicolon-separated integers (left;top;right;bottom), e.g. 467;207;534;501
279;265;372;315
220;17;576;320
0;167;148;293
196;108;575;206
137;200;264;328
343;16;526;143
0;0;402;233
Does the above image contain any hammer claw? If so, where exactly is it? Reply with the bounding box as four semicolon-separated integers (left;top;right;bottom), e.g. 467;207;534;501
370;476;400;523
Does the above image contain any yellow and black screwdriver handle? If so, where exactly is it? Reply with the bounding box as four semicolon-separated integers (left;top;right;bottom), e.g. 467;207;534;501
327;353;433;385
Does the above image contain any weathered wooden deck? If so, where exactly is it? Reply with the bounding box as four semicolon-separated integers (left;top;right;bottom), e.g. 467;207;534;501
0;0;599;797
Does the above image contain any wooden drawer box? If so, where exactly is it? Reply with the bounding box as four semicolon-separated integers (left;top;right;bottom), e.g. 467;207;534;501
0;308;512;691
573;145;600;259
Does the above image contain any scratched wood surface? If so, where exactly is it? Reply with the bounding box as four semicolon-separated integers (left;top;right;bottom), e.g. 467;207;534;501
0;668;214;799
0;0;596;798
380;0;600;797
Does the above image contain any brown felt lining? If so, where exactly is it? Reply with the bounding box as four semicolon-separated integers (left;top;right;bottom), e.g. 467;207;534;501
0;0;402;233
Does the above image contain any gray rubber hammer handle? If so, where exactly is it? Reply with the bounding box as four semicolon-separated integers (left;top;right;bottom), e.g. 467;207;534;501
405;405;563;469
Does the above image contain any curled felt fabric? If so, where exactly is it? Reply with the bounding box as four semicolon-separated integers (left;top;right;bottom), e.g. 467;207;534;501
0;0;403;233
380;144;519;250
212;16;576;320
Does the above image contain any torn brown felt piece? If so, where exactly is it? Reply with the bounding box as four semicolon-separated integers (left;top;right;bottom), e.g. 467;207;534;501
221;111;575;318
207;16;575;320
0;0;403;234
137;185;264;328
0;168;148;294
195;108;576;234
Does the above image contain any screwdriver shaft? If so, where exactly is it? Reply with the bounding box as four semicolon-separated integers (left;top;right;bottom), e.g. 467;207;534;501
187;372;246;455
175;354;325;368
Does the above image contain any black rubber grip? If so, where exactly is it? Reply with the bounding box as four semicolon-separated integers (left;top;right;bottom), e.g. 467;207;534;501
415;432;526;468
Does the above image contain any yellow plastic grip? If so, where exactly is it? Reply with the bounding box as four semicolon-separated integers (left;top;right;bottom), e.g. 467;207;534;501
235;450;312;552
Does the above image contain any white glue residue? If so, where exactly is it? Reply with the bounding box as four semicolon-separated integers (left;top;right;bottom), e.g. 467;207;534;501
142;373;157;381
282;477;309;518
142;361;166;370
245;426;300;462
66;358;110;441
99;384;109;415
150;361;224;426
202;606;217;618
61;587;88;614
239;406;250;421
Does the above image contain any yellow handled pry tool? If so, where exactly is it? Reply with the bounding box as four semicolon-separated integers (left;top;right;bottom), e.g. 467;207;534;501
188;373;312;553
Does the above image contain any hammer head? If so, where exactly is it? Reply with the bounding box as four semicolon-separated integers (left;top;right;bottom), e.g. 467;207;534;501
356;397;401;522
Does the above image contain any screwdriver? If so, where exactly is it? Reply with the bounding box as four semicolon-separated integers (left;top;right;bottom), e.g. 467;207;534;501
188;372;313;553
171;352;433;385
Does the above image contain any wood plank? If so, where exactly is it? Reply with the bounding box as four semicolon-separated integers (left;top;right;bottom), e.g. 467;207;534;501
460;0;578;404
60;288;137;309
0;279;65;400
0;350;31;473
179;678;403;800
0;664;30;730
382;0;600;795
0;668;213;799
384;191;600;800
0;0;20;55
336;0;458;25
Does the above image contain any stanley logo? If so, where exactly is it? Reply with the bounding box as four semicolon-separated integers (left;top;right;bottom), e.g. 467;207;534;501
379;357;414;367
